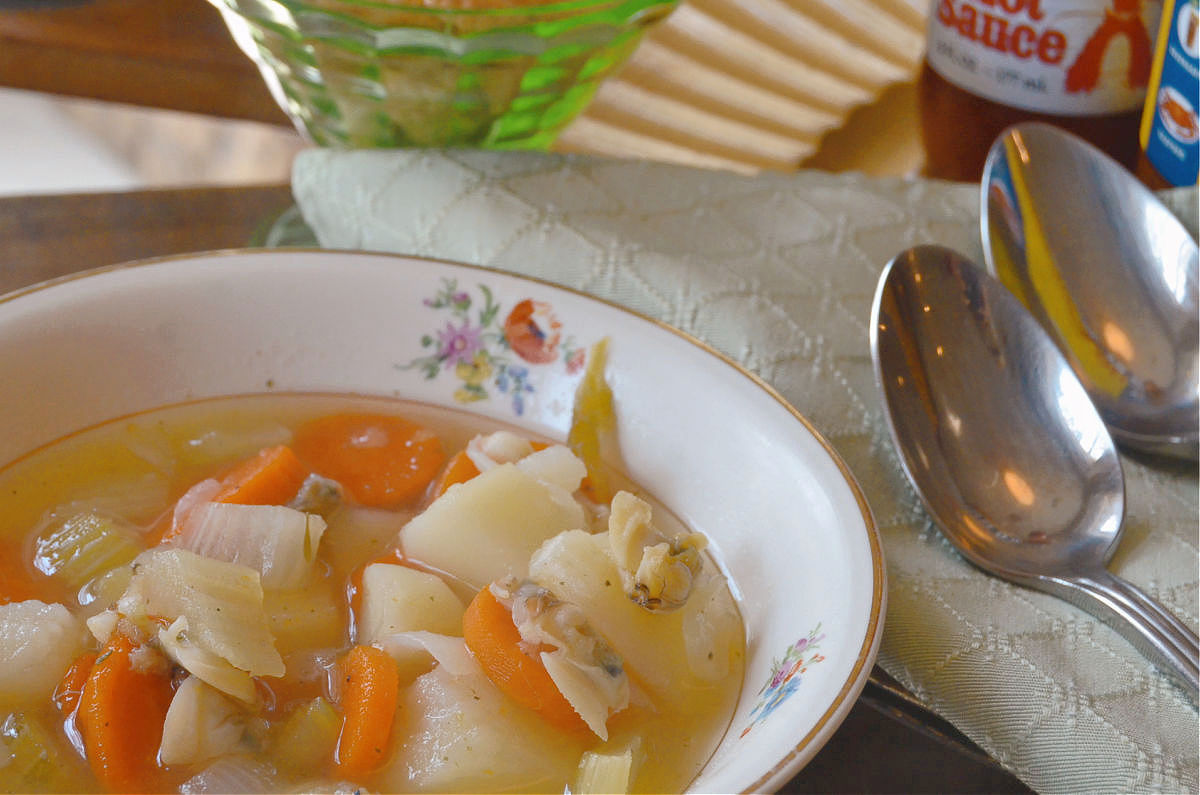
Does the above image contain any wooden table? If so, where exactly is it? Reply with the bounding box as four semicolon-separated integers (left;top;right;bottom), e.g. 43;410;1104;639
0;0;287;125
0;183;1032;794
0;0;927;175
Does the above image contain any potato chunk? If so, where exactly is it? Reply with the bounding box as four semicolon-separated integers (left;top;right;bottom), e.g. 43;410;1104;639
399;463;584;590
0;601;85;706
358;564;465;677
378;660;585;793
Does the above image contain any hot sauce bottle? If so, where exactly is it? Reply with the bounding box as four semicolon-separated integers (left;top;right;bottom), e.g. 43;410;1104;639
1137;0;1199;187
919;0;1165;181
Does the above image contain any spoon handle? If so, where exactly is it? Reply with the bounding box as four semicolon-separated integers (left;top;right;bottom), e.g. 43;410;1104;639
1041;571;1199;699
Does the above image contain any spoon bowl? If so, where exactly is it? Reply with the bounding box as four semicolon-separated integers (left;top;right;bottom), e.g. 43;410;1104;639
871;244;1198;697
981;122;1199;459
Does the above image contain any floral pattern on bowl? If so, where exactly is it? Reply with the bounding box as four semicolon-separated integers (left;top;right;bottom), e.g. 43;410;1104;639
0;250;884;793
740;624;826;738
401;278;587;416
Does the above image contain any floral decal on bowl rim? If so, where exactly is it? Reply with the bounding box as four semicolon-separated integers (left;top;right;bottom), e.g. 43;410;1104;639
739;624;826;738
401;278;587;416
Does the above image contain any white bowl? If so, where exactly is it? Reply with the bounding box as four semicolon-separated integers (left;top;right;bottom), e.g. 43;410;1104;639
0;249;884;792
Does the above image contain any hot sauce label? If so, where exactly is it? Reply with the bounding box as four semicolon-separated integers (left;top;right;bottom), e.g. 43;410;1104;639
927;0;1164;114
1139;0;1199;184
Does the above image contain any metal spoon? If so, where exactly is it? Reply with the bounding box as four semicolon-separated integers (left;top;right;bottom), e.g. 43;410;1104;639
980;122;1199;460
870;244;1199;697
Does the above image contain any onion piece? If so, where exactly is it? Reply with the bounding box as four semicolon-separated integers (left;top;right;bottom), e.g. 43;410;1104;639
178;755;278;794
465;431;534;472
118;548;284;677
516;445;587;494
158;616;256;703
540;649;623;740
159;675;247;766
85;609;119;645
169;479;222;538
496;579;628;741
377;631;476;678
175;502;326;590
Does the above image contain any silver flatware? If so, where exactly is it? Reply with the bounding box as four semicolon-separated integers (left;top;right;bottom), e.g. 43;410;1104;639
981;122;1199;459
871;244;1198;697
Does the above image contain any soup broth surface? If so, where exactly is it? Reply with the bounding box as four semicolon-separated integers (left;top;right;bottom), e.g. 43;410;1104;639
0;393;744;794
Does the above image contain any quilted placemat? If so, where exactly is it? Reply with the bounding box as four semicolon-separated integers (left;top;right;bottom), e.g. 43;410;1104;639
291;148;1199;793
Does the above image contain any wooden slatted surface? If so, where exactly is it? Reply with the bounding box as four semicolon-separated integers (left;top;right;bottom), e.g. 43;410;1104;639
0;0;929;176
557;0;929;171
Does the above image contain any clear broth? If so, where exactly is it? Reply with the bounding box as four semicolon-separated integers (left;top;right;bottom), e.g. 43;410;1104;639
0;393;744;794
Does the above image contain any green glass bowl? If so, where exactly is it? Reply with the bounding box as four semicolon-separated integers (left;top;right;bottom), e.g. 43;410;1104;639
209;0;677;149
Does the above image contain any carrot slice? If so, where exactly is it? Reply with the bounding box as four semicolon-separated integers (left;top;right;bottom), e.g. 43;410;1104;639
462;586;588;734
53;651;98;718
429;449;480;499
293;414;444;508
334;645;400;778
214;444;309;506
77;634;174;793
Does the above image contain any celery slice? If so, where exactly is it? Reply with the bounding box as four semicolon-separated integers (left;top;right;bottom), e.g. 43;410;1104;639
574;744;638;795
0;713;92;793
53;473;171;528
33;509;142;592
567;337;617;504
269;697;340;776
